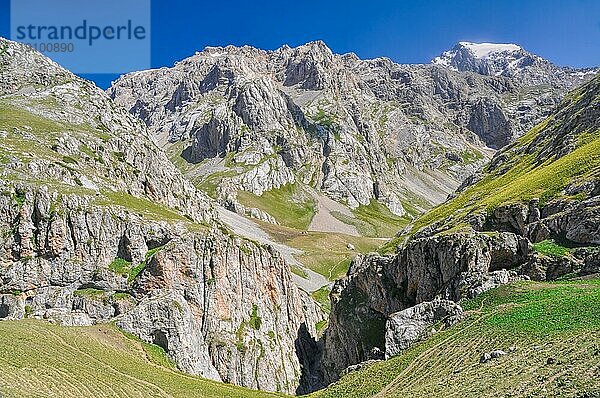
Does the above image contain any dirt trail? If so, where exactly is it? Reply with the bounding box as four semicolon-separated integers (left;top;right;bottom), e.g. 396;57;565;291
307;188;359;236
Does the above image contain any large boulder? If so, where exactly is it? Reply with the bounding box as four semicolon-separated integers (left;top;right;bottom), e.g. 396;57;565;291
385;299;464;359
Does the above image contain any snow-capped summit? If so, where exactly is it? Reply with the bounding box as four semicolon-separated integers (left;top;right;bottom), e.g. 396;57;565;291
457;42;522;59
431;41;598;89
432;41;538;77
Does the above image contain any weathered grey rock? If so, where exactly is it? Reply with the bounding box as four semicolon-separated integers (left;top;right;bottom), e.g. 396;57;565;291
543;197;600;245
224;197;279;224
0;294;24;319
581;248;600;276
519;252;581;281
433;41;597;86
452;269;526;299
188;105;241;163
467;97;514;148
118;290;222;381
108;40;593;216
485;196;600;248
42;309;93;326
321;74;600;387
321;230;529;383
340;359;381;377
480;349;506;363
385;299;464;359
493;203;530;235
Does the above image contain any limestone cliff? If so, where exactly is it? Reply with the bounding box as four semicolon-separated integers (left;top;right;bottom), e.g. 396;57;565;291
320;74;600;384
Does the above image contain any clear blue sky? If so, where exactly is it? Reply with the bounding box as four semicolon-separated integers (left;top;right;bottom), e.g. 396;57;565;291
1;0;599;88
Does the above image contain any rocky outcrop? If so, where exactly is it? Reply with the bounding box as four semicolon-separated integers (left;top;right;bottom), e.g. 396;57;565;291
467;97;514;148
320;75;600;386
385;299;464;359
320;230;528;382
0;38;212;225
480;349;507;363
432;41;597;86
0;182;324;394
320;210;599;383
118;290;221;381
321;193;600;384
224;197;279;224
487;196;600;246
188;105;241;163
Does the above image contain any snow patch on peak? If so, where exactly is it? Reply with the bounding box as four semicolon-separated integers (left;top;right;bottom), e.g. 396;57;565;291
458;42;522;59
431;41;537;76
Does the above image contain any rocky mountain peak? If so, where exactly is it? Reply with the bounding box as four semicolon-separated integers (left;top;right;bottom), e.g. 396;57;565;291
291;40;333;56
0;36;326;394
432;40;598;89
432;41;543;77
107;39;599;219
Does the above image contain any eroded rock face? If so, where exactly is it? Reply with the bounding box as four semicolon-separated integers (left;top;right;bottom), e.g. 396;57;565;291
118;290;222;381
0;38;324;395
0;185;324;394
319;74;600;388
320;230;528;383
432;41;597;86
487;196;600;247
467;98;514;149
385;299;464;359
321;192;600;384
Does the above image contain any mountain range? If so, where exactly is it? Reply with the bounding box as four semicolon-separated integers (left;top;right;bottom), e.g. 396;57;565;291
0;36;599;397
107;40;596;224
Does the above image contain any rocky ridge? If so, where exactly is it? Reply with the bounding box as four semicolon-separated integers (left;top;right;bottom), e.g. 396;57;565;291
0;36;598;396
433;41;598;86
108;41;595;223
384;298;464;359
0;38;324;395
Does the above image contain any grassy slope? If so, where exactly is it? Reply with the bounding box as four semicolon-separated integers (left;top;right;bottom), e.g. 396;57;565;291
312;279;600;398
0;320;282;398
413;131;600;232
332;199;410;238
235;183;387;281
237;183;316;230
411;77;600;234
1;101;208;232
219;182;406;280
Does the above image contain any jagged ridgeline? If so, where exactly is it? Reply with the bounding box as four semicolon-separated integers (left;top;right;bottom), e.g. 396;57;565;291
413;72;600;235
0;34;599;398
107;40;595;231
0;37;325;395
